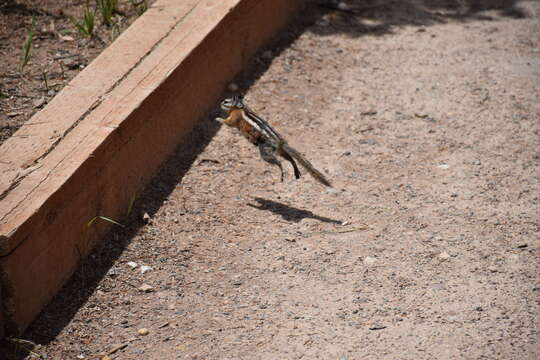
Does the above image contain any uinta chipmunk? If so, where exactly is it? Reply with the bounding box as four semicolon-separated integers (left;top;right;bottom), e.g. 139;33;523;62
216;95;331;187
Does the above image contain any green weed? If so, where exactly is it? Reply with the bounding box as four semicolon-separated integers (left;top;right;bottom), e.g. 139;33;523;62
19;17;35;72
71;5;96;38
97;0;119;26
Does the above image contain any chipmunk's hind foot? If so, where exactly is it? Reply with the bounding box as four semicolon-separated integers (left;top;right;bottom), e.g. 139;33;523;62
280;150;301;180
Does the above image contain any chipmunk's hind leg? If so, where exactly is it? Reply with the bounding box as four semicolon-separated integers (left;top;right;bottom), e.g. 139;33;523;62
280;151;301;180
258;142;284;182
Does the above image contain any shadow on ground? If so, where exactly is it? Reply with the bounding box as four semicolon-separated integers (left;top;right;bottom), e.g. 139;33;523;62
248;197;343;224
0;0;530;357
309;0;528;37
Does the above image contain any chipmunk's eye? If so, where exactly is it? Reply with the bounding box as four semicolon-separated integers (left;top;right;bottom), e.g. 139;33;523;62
220;99;231;110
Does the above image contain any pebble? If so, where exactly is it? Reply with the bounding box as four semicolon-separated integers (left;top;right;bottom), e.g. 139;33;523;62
368;323;386;330
126;261;138;269
337;2;351;11
140;265;153;274
437;164;450;169
60;35;75;42
363;256;377;265
438;252;450;261
107;267;121;277
101;356;112;360
63;58;80;70
362;138;378;145
33;97;45;108
137;328;149;336
138;284;154;293
142;212;151;223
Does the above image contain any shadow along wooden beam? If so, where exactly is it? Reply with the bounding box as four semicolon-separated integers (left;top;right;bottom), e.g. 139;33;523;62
0;0;304;336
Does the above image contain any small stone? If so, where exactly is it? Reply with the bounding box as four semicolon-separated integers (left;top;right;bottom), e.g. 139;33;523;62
341;221;349;226
368;323;386;330
77;355;85;359
140;265;153;274
437;164;450;169
63;58;80;70
101;356;112;360
126;261;138;269
317;18;330;26
47;89;56;96
33;97;46;108
438;252;450;261
363;256;377;265
326;187;339;194
6;112;22;117
228;83;239;92
138;284;154;293
337;2;351;11
487;266;498;273
60;35;75;41
365;138;378;145
107;267;121;277
142;212;150;223
137;328;149;336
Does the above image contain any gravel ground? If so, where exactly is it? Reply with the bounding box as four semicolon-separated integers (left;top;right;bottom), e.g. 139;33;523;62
2;0;539;359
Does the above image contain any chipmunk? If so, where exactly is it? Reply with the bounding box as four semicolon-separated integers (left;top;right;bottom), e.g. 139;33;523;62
216;95;332;187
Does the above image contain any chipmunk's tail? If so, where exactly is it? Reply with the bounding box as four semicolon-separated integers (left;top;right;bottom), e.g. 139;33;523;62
281;143;332;187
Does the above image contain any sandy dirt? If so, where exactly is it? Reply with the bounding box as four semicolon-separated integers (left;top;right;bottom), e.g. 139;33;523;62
2;0;539;359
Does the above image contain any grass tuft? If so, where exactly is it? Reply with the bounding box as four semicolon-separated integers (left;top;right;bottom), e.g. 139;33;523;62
71;4;96;38
19;16;35;72
96;0;119;27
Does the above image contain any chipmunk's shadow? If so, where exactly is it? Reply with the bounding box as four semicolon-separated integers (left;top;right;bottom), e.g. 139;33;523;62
247;197;342;224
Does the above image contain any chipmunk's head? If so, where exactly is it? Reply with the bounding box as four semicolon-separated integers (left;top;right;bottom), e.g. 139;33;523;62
220;95;245;111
